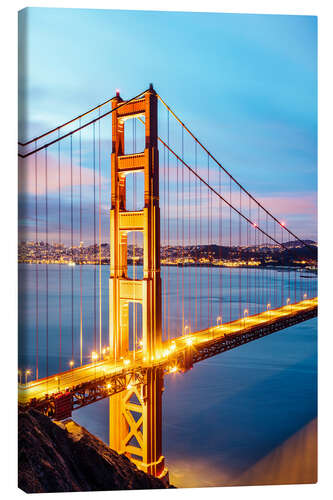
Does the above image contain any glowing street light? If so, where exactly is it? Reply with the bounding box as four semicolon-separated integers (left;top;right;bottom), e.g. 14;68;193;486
184;324;190;336
216;316;222;327
91;351;98;362
243;309;248;328
55;376;60;392
69;360;74;369
267;303;271;320
25;370;31;385
303;293;308;301
186;337;193;346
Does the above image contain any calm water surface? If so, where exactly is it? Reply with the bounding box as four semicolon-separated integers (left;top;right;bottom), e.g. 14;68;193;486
18;264;317;487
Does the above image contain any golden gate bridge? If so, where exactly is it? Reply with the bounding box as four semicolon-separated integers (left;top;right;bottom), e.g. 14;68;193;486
18;85;317;480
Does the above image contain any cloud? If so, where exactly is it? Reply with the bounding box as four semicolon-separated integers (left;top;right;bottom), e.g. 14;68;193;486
18;151;108;196
257;192;317;218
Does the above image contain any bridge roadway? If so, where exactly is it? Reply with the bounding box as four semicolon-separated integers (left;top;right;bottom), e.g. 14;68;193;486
18;297;317;416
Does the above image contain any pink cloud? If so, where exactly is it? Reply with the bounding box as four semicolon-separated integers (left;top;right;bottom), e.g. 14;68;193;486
257;193;317;218
18;152;107;195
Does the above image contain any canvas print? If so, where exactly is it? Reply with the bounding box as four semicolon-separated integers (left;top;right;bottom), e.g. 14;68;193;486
18;8;317;492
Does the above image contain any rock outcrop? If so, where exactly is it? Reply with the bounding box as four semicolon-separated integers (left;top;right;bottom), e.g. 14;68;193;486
18;409;169;493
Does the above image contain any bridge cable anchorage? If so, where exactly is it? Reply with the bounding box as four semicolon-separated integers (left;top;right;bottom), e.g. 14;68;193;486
18;89;150;158
156;94;314;252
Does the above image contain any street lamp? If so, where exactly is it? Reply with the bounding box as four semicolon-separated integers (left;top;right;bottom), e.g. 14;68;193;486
25;370;31;385
267;303;271;320
91;351;98;362
243;309;248;328
69;360;74;369
303;293;307;301
55;376;60;392
91;351;99;379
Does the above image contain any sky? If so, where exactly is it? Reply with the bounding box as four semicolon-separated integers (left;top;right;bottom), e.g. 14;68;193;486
18;8;317;242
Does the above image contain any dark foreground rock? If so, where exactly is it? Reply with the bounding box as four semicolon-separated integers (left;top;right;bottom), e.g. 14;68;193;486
18;409;170;493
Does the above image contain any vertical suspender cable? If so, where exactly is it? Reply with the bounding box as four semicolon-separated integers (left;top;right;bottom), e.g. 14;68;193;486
176;156;179;336
188;140;191;330
257;205;263;313
247;197;250;314
167;110;170;342
274;222;277;308
99;110;102;357
199;161;202;329
58;132;62;373
79;120;83;365
162;111;166;339
181;126;184;333
93;122;96;352
288;229;291;302
70;135;74;363
45;148;49;379
35;143;39;380
207;155;210;328
219;168;222;324
281;226;284;306
195;141;198;331
239;188;241;320
229;177;232;323
210;159;213;327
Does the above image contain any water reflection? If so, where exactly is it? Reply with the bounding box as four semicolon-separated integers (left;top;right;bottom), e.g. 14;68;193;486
19;264;317;487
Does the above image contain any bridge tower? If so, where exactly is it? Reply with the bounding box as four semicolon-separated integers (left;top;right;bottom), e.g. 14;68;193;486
109;85;166;478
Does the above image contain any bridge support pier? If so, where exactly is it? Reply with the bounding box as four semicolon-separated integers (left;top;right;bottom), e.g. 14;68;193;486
109;367;166;478
109;86;166;478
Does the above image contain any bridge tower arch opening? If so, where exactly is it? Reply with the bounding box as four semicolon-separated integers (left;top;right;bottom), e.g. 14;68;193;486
109;85;166;479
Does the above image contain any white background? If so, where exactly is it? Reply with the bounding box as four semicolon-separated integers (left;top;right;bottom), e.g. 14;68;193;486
1;1;332;499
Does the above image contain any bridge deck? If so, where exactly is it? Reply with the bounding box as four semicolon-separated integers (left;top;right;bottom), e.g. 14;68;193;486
18;298;317;415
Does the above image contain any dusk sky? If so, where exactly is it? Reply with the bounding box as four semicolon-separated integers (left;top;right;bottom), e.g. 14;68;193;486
18;8;317;242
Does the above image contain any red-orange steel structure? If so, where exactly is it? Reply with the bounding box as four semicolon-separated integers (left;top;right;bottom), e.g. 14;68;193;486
109;85;165;478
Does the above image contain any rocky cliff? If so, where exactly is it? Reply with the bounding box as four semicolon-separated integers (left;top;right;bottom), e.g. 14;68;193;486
18;409;169;493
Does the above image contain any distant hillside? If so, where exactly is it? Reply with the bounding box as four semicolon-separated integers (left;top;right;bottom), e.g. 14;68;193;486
18;409;170;493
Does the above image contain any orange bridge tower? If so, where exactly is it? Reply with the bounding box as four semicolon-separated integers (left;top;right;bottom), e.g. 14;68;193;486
109;85;166;478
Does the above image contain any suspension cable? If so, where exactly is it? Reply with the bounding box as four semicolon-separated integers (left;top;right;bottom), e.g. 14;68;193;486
18;89;150;158
156;94;313;251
